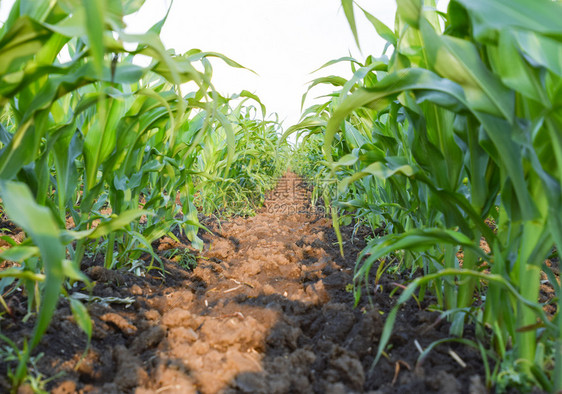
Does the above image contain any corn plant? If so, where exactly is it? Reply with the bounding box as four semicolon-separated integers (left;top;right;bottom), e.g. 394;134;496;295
292;0;562;390
0;0;284;389
195;92;289;216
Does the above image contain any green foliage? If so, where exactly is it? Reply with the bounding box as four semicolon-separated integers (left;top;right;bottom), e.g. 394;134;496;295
0;0;286;390
0;339;62;394
194;94;289;217
291;0;562;390
162;247;198;270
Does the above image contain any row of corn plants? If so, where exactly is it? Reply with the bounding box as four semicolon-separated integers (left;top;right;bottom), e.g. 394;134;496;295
290;0;562;391
194;91;289;216
0;0;286;389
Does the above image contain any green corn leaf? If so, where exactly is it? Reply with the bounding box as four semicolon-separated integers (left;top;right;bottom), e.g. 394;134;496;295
0;267;45;282
356;228;486;282
239;90;267;119
59;209;151;243
0;235;17;247
121;0;147;15
0;0;22;39
81;0;105;77
311;56;363;73
397;0;422;28
186;50;256;74
341;0;360;49
331;153;358;170
89;209;151;238
512;30;562;77
338;159;416;194
146;0;172;35
20;0;56;22
0;17;51;75
487;31;545;103
83;96;125;190
280;117;326;145
359;5;397;46
324;68;468;161
419;18;514;121
0;181;65;349
453;0;562;41
69;298;92;342
0;245;39;262
372;268;555;367
476;113;538;221
62;259;89;283
53;125;82;220
342;122;367;150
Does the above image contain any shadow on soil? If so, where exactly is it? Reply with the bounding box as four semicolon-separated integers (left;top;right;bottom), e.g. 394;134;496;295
0;175;488;393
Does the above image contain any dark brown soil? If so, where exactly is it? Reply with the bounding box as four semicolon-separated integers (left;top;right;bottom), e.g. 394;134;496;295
0;173;487;393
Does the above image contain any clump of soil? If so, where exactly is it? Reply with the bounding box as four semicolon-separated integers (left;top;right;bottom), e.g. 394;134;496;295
0;173;486;393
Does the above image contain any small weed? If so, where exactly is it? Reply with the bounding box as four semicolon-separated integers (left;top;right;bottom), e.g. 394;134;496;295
0;342;63;393
163;248;198;270
495;350;537;393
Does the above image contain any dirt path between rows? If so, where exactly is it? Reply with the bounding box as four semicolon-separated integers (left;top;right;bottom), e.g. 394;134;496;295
1;173;487;393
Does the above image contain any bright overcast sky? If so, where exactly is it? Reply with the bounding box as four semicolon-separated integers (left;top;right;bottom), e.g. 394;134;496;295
124;0;395;128
0;1;447;128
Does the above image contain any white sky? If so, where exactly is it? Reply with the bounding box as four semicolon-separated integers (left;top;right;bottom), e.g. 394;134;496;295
124;0;396;128
0;1;447;128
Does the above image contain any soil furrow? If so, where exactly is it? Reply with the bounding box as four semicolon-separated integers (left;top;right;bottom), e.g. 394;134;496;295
1;173;486;393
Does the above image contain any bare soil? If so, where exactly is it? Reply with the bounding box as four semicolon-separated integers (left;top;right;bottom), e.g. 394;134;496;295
0;173;487;393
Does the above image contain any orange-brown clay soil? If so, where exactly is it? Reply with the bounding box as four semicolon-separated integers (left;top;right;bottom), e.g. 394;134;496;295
0;173;488;393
